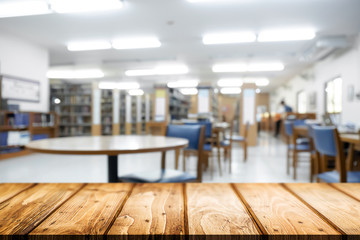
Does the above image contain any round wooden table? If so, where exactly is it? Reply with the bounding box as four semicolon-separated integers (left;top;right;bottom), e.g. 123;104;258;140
26;135;188;182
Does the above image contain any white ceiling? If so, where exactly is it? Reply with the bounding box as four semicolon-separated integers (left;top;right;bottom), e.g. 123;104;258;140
0;0;359;91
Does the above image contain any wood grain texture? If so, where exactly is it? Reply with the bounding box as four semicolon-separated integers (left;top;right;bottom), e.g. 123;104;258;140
0;183;83;236
186;183;260;239
234;183;340;240
0;183;34;204
30;183;133;238
330;183;360;201
108;183;184;237
285;183;360;239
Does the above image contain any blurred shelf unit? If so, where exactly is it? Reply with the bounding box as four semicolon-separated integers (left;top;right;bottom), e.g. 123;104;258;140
167;88;190;121
101;89;113;136
196;87;219;121
119;93;126;135
50;83;92;137
0;111;58;160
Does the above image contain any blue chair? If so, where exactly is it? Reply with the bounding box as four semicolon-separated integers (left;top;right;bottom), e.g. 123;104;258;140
119;125;205;183
184;122;220;176
284;120;311;179
306;122;321;182
313;126;360;183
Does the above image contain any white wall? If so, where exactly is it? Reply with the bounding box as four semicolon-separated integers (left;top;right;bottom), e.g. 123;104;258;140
271;35;360;125
0;31;49;112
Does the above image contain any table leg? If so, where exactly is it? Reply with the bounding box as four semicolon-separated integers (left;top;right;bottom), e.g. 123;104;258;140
108;155;118;183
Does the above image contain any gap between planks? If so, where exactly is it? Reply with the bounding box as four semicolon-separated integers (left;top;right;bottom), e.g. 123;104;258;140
26;183;88;236
103;183;136;235
230;183;268;237
280;183;346;236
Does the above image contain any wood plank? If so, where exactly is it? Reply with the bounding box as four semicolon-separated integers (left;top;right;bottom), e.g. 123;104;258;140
0;183;83;236
234;183;340;240
30;183;133;239
285;183;360;240
0;183;34;204
331;183;360;201
186;183;260;239
108;183;184;237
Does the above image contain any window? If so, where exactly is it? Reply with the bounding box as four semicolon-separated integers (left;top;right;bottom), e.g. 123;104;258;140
297;91;307;113
325;77;342;113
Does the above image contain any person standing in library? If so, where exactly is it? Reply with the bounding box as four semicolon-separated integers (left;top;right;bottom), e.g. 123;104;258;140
274;100;293;137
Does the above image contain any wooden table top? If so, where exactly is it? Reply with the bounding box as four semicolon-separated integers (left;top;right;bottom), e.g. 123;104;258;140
26;135;188;155
1;183;360;239
341;134;360;145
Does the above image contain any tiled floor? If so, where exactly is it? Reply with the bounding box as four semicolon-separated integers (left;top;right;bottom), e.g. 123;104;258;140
0;132;312;183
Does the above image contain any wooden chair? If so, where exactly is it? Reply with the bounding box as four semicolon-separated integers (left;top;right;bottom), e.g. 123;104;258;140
313;126;360;183
284;120;311;180
183;122;221;177
119;125;206;183
227;122;249;162
146;121;167;136
220;122;233;173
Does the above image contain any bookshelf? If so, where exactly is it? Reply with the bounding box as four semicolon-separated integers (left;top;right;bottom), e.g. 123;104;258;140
153;87;190;123
0;111;58;160
120;93;126;135
101;89;113;135
50;83;92;137
169;88;190;120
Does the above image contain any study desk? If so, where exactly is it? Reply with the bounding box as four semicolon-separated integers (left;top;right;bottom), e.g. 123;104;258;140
0;183;360;239
26;136;188;183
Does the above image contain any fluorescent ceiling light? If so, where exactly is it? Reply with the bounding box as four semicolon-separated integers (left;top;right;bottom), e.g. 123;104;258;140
203;32;256;45
180;88;198;95
212;64;247;73
47;69;104;79
112;38;161;49
128;89;144;96
248;63;284;72
258;29;316;42
125;65;189;76
220;88;241;95
98;82;140;90
217;78;243;87
167;80;199;88
67;41;111;51
0;0;51;18
50;0;123;13
212;62;284;72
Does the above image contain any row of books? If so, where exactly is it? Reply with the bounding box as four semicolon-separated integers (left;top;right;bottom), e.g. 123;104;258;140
0;131;30;146
7;113;30;127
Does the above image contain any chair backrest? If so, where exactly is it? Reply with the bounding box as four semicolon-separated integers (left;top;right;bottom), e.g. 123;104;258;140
166;124;205;182
146;122;167;136
184;122;212;138
284;121;294;136
312;126;337;157
313;126;346;182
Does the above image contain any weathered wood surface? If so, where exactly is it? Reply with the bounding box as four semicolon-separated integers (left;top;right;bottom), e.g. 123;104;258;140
235;183;340;240
285;183;360;239
0;183;83;235
30;183;132;238
186;183;260;238
108;183;184;237
0;183;34;204
0;183;359;240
